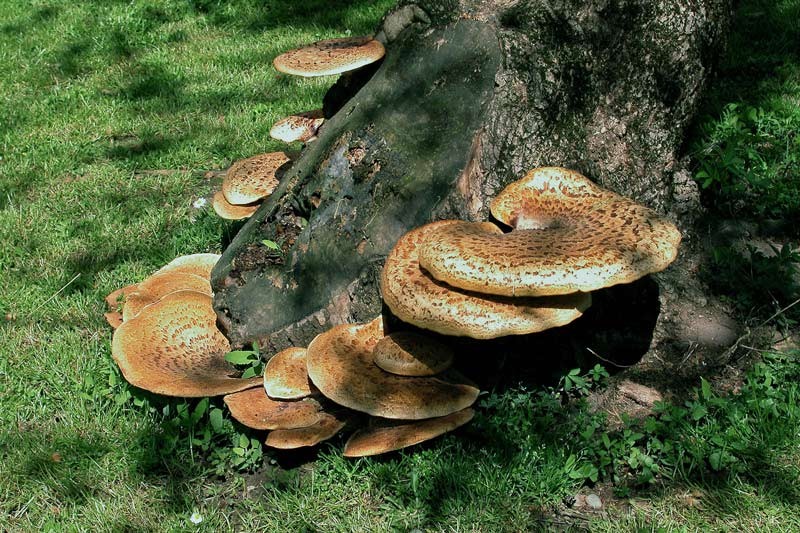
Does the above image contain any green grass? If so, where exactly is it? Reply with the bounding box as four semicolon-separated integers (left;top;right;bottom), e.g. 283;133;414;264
2;0;800;531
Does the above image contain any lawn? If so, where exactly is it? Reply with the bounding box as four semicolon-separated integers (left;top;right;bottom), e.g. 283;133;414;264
1;0;798;531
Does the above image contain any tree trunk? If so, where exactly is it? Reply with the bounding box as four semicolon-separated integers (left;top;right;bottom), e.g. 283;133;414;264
212;0;735;383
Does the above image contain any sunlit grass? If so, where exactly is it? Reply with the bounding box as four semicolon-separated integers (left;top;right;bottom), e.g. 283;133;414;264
1;0;799;531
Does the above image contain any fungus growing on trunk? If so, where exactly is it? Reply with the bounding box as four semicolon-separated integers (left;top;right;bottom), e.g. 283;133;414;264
221;152;290;206
305;317;479;420
270;109;325;143
343;408;474;457
273;37;385;77
381;221;591;339
111;290;261;397
418;168;682;297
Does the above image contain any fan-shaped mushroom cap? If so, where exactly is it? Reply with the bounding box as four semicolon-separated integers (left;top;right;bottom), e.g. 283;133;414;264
222;152;290;205
270;110;324;143
373;332;454;377
212;191;260;220
418;168;682;297
263;347;317;400
343;408;474;457
224;387;324;430
306;317;479;420
273;37;385;77
154;253;220;279
122;271;212;321
265;412;347;449
111;290;261;397
381;221;591;339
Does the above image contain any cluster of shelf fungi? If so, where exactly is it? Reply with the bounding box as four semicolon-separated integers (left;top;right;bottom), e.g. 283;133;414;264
105;37;682;457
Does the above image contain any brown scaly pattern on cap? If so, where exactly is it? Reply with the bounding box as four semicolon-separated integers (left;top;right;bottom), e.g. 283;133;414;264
273;37;385;78
418;168;682;297
111;290;262;397
263;347;318;400
270;109;324;143
306;317;479;420
222;152;290;205
224;387;324;430
154;253;220;279
372;332;454;377
212;191;260;220
381;221;591;339
265;412;348;449
343;408;474;457
122;271;212;321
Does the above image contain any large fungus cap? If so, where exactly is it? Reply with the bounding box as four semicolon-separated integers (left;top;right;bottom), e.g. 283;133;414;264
154;253;220;279
343;408;474;457
263;347;317;400
111;290;261;397
222;152;290;205
212;191;260;220
381;221;591;339
373;332;454;377
122;271;212;321
270;110;324;143
224;387;324;430
265;412;347;449
418;168;682;297
306;317;479;420
273;37;385;77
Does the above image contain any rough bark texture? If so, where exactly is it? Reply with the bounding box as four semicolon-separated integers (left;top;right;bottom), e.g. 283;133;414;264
212;0;734;379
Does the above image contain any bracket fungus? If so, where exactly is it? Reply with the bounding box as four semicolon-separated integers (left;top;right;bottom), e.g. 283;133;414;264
273;37;385;77
263;347;317;400
221;152;290;206
122;271;212;321
381;221;591;339
111;290;261;397
418;168;682;297
265;412;349;449
306;317;479;420
372;332;454;377
224;387;325;430
343;408;474;457
154;253;220;279
212;191;260;221
270;110;325;143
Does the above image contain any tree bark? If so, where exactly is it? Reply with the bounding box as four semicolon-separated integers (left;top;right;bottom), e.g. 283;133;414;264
212;0;734;378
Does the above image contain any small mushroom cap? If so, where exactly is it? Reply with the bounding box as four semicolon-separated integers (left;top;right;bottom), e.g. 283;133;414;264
222;152;290;205
154;253;220;279
263;347;318;400
381;221;591;339
122;271;212;321
224;387;324;430
105;283;138;312
270;110;324;143
111;290;261;397
212;191;260;220
343;408;474;457
373;332;454;377
265;412;347;449
418;168;682;297
306;317;479;420
273;37;385;77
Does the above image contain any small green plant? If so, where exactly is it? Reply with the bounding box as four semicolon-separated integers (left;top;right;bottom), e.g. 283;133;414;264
225;341;264;379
